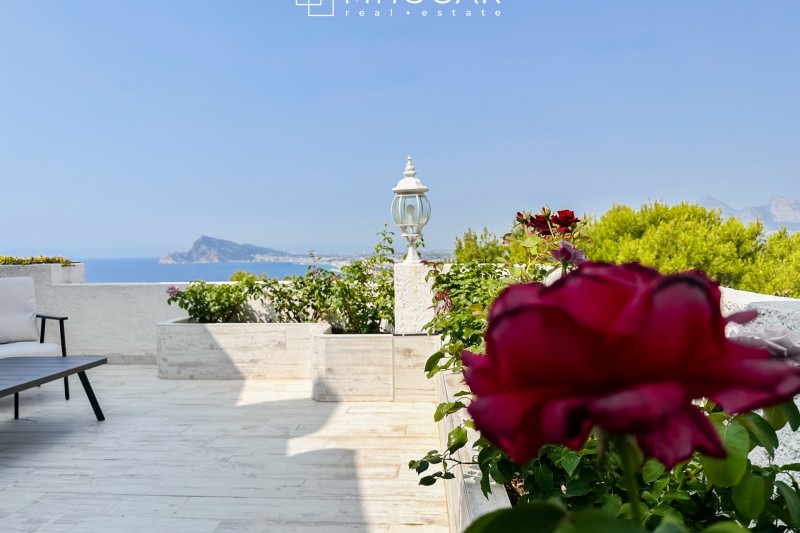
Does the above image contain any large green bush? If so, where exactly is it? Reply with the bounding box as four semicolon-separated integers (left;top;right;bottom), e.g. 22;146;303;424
583;202;763;289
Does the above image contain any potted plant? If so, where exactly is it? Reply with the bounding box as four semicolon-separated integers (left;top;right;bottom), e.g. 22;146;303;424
156;276;326;380
311;228;397;401
0;255;84;286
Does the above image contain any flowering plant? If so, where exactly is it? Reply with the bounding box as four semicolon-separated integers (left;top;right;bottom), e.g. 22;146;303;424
506;207;590;282
413;209;800;532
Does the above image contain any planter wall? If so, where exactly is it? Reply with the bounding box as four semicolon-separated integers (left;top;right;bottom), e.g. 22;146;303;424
310;329;441;402
437;372;510;532
311;327;394;401
157;319;325;379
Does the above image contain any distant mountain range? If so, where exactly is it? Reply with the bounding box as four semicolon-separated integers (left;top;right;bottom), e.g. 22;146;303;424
699;196;800;234
160;236;300;264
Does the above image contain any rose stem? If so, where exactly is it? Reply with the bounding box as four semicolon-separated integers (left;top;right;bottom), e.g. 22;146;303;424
619;436;645;526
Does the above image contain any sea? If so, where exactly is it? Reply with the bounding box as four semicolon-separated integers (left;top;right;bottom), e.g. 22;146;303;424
78;257;329;283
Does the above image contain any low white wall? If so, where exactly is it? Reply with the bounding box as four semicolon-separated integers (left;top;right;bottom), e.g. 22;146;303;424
0;264;188;363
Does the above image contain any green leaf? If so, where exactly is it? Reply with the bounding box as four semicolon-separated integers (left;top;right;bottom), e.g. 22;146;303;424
662;490;691;502
736;412;778;457
601;493;622;517
491;458;516;484
763;405;788;430
465;502;567;533
424;352;444;373
434;401;466;422
419;475;437;486
780;400;800;431
521;236;544;248
781;463;800;472
653;518;688;533
447;426;468;454
565;479;592;498
415;460;430;474
534;463;555;492
775;480;800;527
642;458;666;483
479;469;492;496
555;509;648;533
699;522;750;533
561;452;582;477
732;469;766;521
699;421;750;487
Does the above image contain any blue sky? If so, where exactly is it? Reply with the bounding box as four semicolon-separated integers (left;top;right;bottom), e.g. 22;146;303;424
1;1;797;257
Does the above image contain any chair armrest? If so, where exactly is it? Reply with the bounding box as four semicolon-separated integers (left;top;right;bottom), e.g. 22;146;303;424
37;314;69;356
36;314;68;322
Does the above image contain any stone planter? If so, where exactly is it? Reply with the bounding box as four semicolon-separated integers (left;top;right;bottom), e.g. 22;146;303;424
437;373;510;532
156;319;326;379
310;327;395;401
0;263;84;286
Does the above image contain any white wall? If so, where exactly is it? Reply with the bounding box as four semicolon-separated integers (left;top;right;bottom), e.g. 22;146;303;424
4;263;800;366
0;264;188;363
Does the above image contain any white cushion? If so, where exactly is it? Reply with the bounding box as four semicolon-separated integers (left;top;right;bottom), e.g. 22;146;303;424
0;341;62;358
0;277;39;344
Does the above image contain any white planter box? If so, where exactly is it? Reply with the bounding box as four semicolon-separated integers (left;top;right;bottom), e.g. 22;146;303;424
311;327;395;401
156;319;325;379
0;263;85;286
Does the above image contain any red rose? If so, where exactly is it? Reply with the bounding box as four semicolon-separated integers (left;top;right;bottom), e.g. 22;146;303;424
526;214;552;237
551;209;580;229
463;262;800;468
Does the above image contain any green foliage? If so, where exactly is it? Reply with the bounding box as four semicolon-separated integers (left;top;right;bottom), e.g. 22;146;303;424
222;231;396;332
327;227;396;334
461;405;800;532
740;229;800;298
584;201;800;298
423;261;506;376
0;255;74;266
584;202;763;289
454;227;506;263
256;254;337;323
166;279;260;323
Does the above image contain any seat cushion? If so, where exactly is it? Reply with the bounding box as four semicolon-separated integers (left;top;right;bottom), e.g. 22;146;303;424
0;342;62;358
0;277;39;343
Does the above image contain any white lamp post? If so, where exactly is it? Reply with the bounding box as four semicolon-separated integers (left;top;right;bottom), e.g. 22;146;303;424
391;156;431;264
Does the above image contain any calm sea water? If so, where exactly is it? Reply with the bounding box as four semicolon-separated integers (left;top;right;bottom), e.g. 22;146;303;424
79;257;327;283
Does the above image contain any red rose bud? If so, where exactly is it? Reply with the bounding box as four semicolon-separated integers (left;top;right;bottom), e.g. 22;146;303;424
463;262;800;468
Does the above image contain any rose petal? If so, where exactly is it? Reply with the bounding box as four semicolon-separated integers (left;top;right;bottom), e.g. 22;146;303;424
467;392;550;464
637;405;725;468
485;304;610;388
584;383;686;434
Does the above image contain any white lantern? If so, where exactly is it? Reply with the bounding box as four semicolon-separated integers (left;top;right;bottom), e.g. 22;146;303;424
391;156;431;263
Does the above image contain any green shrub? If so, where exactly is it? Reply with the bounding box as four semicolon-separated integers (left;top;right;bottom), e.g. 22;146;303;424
0;255;74;266
166;279;260;323
584;201;763;288
328;227;395;334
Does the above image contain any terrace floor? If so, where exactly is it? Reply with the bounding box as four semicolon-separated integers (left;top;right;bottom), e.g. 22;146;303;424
0;365;449;533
